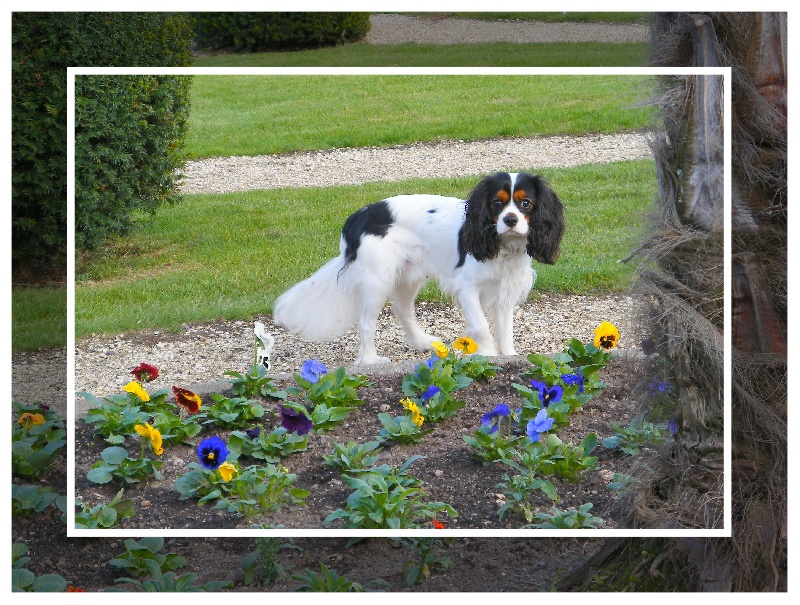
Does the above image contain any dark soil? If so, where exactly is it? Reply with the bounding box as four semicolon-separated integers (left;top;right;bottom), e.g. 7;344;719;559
16;357;646;592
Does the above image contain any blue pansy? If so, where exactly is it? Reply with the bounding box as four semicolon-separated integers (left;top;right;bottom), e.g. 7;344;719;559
245;426;261;440
300;360;327;384
481;403;511;434
197;435;229;470
421;385;442;401
530;379;563;408
526;408;555;442
668;417;680;435
415;358;436;376
561;369;585;393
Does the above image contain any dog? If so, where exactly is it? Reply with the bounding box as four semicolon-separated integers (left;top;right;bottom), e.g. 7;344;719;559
273;171;564;365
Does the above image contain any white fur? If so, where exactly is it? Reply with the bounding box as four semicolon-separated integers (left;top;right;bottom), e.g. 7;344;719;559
273;193;536;365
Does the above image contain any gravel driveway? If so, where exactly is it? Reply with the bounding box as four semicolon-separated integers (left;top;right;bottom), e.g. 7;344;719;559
13;15;654;415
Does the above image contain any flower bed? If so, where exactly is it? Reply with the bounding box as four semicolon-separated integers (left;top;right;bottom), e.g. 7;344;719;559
71;323;666;532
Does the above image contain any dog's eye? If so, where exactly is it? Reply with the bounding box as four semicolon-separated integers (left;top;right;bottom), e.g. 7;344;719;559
518;199;533;210
491;198;504;210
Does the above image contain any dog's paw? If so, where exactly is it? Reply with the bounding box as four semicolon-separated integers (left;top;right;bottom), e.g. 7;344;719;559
405;332;439;351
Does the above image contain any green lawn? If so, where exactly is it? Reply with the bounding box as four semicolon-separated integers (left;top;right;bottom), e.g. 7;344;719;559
186;74;655;158
192;42;649;69
75;160;655;339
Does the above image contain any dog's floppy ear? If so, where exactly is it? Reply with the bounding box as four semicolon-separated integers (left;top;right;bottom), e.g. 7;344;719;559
526;176;564;264
459;174;502;265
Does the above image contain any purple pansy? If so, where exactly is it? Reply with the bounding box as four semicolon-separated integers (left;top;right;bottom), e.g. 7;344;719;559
279;404;313;436
481;403;511;434
530;379;563;408
561;369;585;393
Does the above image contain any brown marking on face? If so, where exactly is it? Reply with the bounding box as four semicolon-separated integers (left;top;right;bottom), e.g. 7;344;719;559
513;189;527;202
496;190;510;202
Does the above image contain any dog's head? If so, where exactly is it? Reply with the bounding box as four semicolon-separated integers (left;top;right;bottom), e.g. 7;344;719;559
460;171;564;265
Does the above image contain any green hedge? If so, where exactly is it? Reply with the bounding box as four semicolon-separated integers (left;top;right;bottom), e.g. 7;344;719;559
75;75;192;249
12;12;194;262
192;12;370;52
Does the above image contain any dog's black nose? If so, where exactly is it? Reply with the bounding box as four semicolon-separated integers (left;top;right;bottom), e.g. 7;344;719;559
503;214;518;227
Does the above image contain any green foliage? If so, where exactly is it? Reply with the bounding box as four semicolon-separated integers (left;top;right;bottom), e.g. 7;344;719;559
11;12;193;261
149;409;202;445
12;543;68;592
225;364;288;400
202;393;265;428
496;473;559;523
463;426;525;466
74;488;136;529
11;403;66;479
289;365;369;409
602;417;668;455
109;537;186;577
80;391;151;443
173;462;308;517
242;535;298;587
86;445;163;485
310;403;358;433
506;434;599;483
228;427;308;463
192;12;370;52
323;440;383;475
291;563;390;592
377;412;433;445
396;537;454;587
324;465;457;530
113;558;231;592
527;503;605;529
12;484;65;516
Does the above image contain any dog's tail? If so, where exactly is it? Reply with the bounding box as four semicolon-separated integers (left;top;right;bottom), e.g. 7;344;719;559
272;255;361;341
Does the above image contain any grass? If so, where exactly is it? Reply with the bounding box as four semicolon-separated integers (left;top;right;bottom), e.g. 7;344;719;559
192;41;649;69
186;74;655;158
74;159;655;339
12;288;68;351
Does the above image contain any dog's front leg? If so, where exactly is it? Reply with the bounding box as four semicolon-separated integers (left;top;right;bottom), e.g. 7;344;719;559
458;290;498;357
355;292;391;365
491;305;518;356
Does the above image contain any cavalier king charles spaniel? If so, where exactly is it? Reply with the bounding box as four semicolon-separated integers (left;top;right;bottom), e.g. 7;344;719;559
273;171;564;365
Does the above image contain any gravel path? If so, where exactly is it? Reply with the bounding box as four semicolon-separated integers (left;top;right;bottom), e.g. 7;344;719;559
13;14;654;415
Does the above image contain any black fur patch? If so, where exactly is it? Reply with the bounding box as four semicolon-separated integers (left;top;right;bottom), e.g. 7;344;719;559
341;200;394;266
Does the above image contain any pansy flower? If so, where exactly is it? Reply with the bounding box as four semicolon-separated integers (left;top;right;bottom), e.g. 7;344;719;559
123;381;150;402
130;363;159;383
453;336;478;355
172;386;202;414
279;404;313;435
432;519;446;529
669;417;680;436
526;408;555;443
217;461;237;482
17;412;45;429
415;358;436;376
561;368;585;393
481;403;511;434
245;426;261;440
400;397;425;427
530;379;563;408
421;385;441;401
432;341;449;358
134;423;164;456
197;435;229;470
300;360;327;384
593;321;620;350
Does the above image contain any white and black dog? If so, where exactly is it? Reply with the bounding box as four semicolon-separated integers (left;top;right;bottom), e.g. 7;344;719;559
273;171;564;364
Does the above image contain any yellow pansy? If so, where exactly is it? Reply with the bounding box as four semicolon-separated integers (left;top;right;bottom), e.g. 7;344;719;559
400;398;425;427
218;462;237;482
134;423;164;456
593;321;620;350
432;341;449;358
17;412;45;429
124;381;150;402
453;336;478;354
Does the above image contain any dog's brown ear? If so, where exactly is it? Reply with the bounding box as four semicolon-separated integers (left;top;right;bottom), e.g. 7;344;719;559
458;174;504;265
525;176;564;264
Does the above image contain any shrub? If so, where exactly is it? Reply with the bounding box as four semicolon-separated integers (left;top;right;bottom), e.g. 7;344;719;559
11;12;193;262
192;12;370;52
75;74;192;249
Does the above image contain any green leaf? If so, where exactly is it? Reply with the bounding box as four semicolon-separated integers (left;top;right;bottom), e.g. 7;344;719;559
32;573;68;592
86;467;114;484
101;446;130;465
